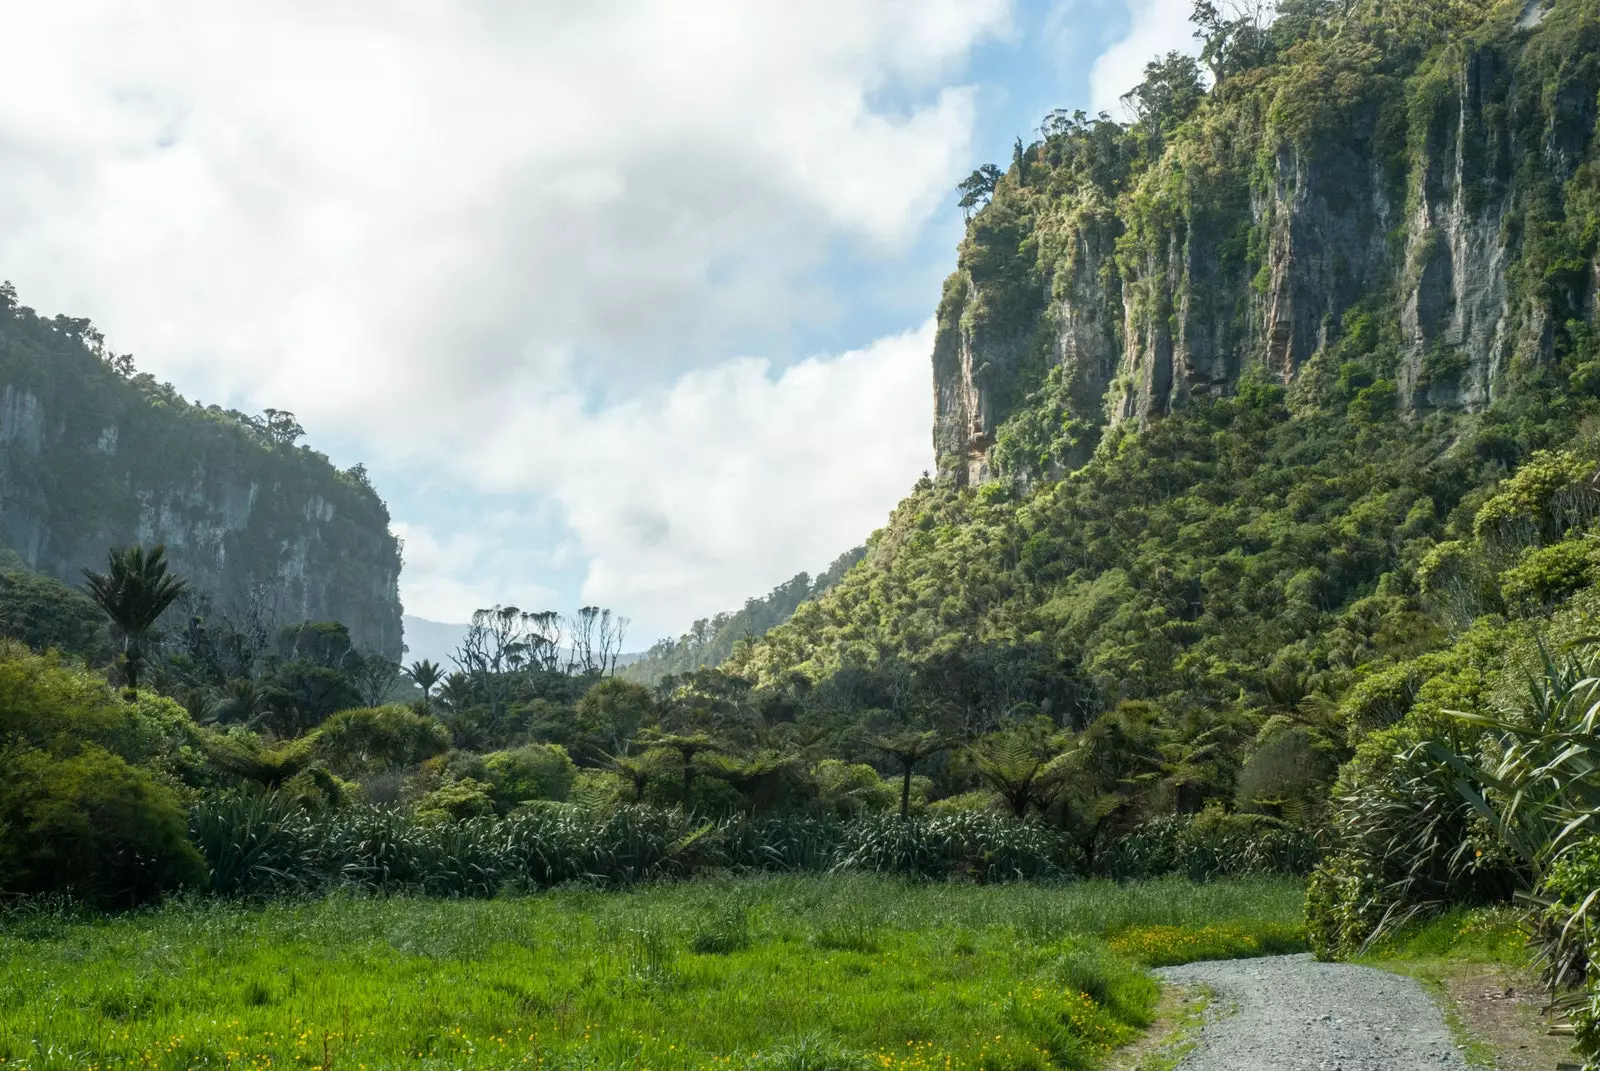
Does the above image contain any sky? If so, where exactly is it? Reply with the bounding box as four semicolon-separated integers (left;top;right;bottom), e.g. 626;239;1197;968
0;0;1200;648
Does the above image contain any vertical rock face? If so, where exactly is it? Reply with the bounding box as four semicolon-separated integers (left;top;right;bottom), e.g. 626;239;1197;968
932;1;1600;486
1399;45;1518;410
0;294;404;657
1255;144;1394;385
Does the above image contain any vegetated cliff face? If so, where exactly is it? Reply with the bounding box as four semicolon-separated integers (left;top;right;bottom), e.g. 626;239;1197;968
730;0;1600;708
0;286;403;658
934;0;1600;487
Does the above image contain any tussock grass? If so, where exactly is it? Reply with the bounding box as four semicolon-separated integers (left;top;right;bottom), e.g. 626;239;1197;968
0;875;1303;1071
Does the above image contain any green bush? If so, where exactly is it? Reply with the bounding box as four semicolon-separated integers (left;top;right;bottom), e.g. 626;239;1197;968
1306;732;1520;959
1096;809;1318;882
0;644;206;904
0;555;111;662
308;705;449;776
811;760;899;817
416;777;495;821
1499;537;1600;616
484;744;578;808
0;747;205;904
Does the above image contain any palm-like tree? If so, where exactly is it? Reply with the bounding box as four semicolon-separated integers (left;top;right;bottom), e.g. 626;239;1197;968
970;723;1072;820
872;730;952;818
406;659;445;708
638;730;722;804
438;671;475;714
82;544;189;695
610;751;664;803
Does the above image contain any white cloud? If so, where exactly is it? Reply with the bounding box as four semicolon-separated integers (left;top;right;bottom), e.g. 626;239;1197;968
391;521;560;623
392;322;933;636
0;2;988;637
0;1;1008;416
1088;0;1200;116
528;322;935;636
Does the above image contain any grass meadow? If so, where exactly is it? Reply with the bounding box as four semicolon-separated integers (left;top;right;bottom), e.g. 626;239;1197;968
0;875;1305;1071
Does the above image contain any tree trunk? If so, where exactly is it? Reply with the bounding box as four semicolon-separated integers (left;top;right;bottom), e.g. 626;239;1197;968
125;636;142;697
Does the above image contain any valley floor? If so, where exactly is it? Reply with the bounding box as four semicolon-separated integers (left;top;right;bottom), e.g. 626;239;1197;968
0;875;1305;1071
1124;909;1581;1071
1155;955;1471;1070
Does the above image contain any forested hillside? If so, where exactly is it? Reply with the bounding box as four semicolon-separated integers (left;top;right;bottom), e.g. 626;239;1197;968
712;0;1600;1042
0;284;403;656
623;547;865;685
735;0;1600;713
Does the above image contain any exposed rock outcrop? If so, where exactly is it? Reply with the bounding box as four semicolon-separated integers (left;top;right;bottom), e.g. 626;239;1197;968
0;289;403;657
933;0;1600;485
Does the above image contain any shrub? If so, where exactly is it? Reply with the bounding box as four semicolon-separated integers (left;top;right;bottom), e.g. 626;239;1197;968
484;744;578;809
0;642;128;753
308;705;450;776
1305;734;1519;959
812;760;898;817
0;644;206;904
1096;809;1317;882
0;747;205;904
416;778;495;821
835;812;1076;882
1499;537;1600;615
1473;450;1600;553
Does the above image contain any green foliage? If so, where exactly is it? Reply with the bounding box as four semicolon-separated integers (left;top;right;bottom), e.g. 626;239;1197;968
623;548;865;686
736;386;1480;720
1473;449;1600;554
0;643;205;904
1095;808;1318;882
812;760;898;817
484;743;578;808
415;777;494;821
307;705;450;777
574;677;658;756
1499;536;1600;614
0;876;1304;1071
0;551;110;661
1;747;206;904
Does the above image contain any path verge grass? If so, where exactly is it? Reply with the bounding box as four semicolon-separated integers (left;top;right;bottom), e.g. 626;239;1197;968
0;875;1303;1071
1359;908;1580;1071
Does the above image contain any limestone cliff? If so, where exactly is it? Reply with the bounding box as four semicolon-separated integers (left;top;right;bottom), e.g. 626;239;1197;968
934;0;1600;485
0;285;403;657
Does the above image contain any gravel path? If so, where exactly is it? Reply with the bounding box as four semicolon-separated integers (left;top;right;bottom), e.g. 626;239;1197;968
1154;954;1472;1070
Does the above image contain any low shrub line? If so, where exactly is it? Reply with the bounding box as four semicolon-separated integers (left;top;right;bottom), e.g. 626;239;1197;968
187;793;1318;898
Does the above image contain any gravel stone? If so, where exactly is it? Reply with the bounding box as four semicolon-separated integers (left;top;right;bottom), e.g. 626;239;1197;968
1154;953;1472;1070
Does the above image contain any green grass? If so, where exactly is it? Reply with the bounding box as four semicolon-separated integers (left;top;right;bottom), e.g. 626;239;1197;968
1358;906;1529;968
1358;907;1541;1070
0;875;1305;1071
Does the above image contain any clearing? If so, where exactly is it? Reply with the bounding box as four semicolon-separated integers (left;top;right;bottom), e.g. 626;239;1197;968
0;874;1303;1071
